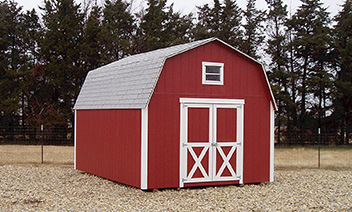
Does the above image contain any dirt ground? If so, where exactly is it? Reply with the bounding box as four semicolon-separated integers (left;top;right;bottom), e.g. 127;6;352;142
1;166;351;211
0;145;351;169
0;145;351;211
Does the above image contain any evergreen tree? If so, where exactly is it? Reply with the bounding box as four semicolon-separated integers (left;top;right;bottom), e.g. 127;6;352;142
333;0;352;144
0;0;40;127
20;9;41;126
81;4;104;71
163;4;193;46
37;0;84;126
265;0;293;143
192;3;212;40
138;0;168;51
194;0;242;48
288;0;332;140
221;0;243;47
0;0;23;126
138;0;192;52
100;0;134;62
241;0;265;58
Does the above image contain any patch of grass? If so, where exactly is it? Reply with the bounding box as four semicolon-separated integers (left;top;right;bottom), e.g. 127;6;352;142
0;145;73;167
275;145;352;150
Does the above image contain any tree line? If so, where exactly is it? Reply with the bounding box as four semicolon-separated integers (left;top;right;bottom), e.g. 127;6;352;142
0;0;351;145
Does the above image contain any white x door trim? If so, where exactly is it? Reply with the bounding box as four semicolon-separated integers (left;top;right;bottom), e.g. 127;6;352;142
179;98;244;188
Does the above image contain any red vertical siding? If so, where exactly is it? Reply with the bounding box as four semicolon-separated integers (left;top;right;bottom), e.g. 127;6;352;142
76;109;141;188
148;41;271;189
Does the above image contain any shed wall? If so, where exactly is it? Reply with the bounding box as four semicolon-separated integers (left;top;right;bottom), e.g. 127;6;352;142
76;109;141;188
148;41;271;189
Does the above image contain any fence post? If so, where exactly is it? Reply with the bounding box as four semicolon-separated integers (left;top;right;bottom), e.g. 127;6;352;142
41;125;44;164
318;128;321;169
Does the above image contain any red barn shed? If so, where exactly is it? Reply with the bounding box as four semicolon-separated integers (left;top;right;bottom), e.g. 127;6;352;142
74;38;276;190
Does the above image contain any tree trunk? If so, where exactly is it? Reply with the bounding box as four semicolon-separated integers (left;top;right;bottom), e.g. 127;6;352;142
300;56;308;146
340;118;345;145
346;116;350;145
289;32;297;131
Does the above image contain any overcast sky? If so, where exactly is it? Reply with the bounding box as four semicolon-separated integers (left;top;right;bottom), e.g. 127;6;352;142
15;0;344;18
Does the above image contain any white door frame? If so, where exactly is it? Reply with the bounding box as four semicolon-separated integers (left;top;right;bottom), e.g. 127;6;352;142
179;98;244;187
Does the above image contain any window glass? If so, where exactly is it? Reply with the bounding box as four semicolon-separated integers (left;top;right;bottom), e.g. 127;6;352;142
202;62;224;85
206;74;220;81
206;66;220;74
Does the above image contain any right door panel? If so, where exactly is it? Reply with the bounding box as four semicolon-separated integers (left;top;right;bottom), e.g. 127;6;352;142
213;105;243;182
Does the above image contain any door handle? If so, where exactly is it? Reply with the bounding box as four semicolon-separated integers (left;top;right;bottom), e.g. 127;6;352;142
211;142;218;147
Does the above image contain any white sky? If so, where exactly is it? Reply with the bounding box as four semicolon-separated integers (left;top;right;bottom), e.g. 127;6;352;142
15;0;344;17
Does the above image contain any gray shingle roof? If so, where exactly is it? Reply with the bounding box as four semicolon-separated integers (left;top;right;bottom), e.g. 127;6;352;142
74;38;216;110
74;37;277;110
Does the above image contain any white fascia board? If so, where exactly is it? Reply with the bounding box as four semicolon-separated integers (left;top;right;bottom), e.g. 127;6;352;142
215;38;261;64
141;106;148;190
261;64;278;111
180;98;245;105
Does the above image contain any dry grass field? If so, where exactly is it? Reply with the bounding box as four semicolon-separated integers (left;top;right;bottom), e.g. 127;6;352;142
275;146;352;169
0;145;351;169
0;145;73;167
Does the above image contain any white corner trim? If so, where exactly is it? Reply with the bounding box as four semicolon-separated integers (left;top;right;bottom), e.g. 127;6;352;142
74;109;77;170
270;102;275;182
141;106;148;190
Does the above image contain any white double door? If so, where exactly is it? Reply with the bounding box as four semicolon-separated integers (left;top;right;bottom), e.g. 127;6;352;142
179;98;244;187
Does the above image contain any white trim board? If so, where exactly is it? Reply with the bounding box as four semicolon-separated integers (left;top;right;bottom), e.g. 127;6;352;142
180;98;245;105
269;102;275;182
179;103;186;188
74;109;77;170
261;64;278;110
141;106;148;190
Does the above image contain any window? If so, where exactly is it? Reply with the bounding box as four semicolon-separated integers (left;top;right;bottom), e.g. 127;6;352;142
202;62;224;85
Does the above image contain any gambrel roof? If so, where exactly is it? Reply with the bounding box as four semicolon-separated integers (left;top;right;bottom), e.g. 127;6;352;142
74;38;277;110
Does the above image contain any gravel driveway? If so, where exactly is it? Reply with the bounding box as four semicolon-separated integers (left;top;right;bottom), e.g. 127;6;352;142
0;165;351;211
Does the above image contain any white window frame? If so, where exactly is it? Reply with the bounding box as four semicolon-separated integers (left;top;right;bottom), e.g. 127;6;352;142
202;62;224;85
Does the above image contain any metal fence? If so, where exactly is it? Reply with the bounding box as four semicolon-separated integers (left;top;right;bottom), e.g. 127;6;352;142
0;126;350;169
275;145;352;169
274;129;351;169
275;129;350;146
0;126;73;145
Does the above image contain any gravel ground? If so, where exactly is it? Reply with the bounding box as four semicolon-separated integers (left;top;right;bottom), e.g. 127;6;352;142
0;165;351;211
